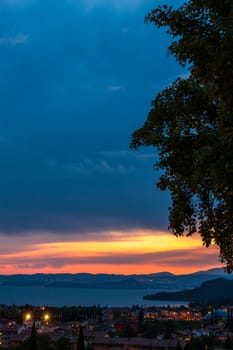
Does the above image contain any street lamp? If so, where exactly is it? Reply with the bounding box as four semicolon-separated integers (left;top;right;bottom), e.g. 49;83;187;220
23;309;52;326
23;312;34;325
25;313;32;322
43;313;50;324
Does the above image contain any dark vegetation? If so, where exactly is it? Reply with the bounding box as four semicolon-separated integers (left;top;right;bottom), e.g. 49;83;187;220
144;278;233;305
131;0;233;272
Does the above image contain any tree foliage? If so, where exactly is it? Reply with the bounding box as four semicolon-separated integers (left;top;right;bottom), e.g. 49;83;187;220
131;0;233;271
184;335;214;350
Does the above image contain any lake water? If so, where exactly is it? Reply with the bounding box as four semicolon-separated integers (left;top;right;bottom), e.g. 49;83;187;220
0;286;188;307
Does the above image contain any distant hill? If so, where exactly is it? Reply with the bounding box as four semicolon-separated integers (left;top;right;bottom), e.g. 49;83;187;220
143;277;233;305
0;268;232;290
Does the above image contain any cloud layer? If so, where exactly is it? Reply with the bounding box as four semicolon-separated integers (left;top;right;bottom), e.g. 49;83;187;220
0;232;221;275
0;0;182;236
0;0;218;274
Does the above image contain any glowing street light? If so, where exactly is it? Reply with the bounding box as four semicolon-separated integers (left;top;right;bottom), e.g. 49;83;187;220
25;313;32;322
43;313;50;323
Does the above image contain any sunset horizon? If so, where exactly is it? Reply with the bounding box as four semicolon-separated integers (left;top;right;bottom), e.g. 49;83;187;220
0;229;222;276
0;0;225;281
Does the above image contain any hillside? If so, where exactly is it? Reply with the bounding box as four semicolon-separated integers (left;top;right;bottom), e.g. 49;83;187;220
0;268;232;290
143;278;233;304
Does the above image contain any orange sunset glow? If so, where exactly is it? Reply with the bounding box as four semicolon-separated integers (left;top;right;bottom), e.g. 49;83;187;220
0;230;222;275
1;0;225;282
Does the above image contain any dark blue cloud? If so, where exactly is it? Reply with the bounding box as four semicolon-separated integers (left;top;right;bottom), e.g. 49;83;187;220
0;0;184;234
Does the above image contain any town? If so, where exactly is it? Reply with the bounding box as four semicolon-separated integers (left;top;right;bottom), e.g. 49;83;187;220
0;303;233;350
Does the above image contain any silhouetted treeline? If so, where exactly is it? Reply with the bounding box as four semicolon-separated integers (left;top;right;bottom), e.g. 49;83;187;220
144;278;233;306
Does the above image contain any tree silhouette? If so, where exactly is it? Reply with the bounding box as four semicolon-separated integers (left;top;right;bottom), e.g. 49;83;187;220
77;326;85;350
131;0;233;272
29;321;37;350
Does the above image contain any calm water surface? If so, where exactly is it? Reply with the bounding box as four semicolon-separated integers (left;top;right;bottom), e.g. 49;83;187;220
0;286;188;307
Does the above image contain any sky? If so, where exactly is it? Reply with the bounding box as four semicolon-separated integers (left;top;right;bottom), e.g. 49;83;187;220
0;0;222;276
